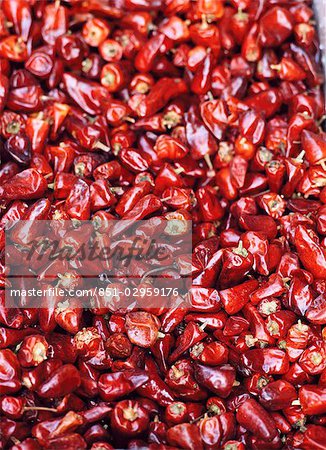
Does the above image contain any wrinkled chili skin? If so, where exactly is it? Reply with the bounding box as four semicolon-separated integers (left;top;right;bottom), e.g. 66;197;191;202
0;0;325;449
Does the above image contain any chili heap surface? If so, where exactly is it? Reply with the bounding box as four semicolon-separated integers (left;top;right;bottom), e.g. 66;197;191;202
0;0;326;449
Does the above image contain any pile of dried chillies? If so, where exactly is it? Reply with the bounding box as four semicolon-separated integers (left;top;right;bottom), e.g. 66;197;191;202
0;0;326;449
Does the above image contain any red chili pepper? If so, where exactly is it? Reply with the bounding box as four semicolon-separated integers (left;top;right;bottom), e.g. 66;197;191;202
136;356;175;407
299;385;326;415
287;273;313;316
236;398;278;441
154;163;185;194
223;442;245;450
63;73;109;116
199;412;236;448
299;342;326;376
90;180;117;211
36;364;81;398
17;335;48;368
243;303;275;345
169;321;207;363
220;279;259;314
135;32;172;72
4;132;31;166
167;423;203;450
48;102;70;140
164;401;188;425
242;348;290;375
98;370;149;401
294;225;326;279
200;98;228;140
190;340;229;366
0;161;19;184
0;168;47;200
0;349;21;395
45;143;76;174
191;51;215;95
251;274;287;305
219;243;253;288
186;104;218;161
151;333;174;374
125;311;160;348
223;316;249;337
242;231;270;275
189;21;221;57
64;179;91;220
136;77;188;118
165;358;207;401
241;23;261;62
266;310;297;339
101;61;131;92
286;112;316;158
196;186;224;222
111;194;162;237
154;134;189;160
194;363;236;398
111;400;149;436
259;379;297;411
306;294;326;325
186;312;227;331
43;434;87;450
193;250;223;287
298;424;326;450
